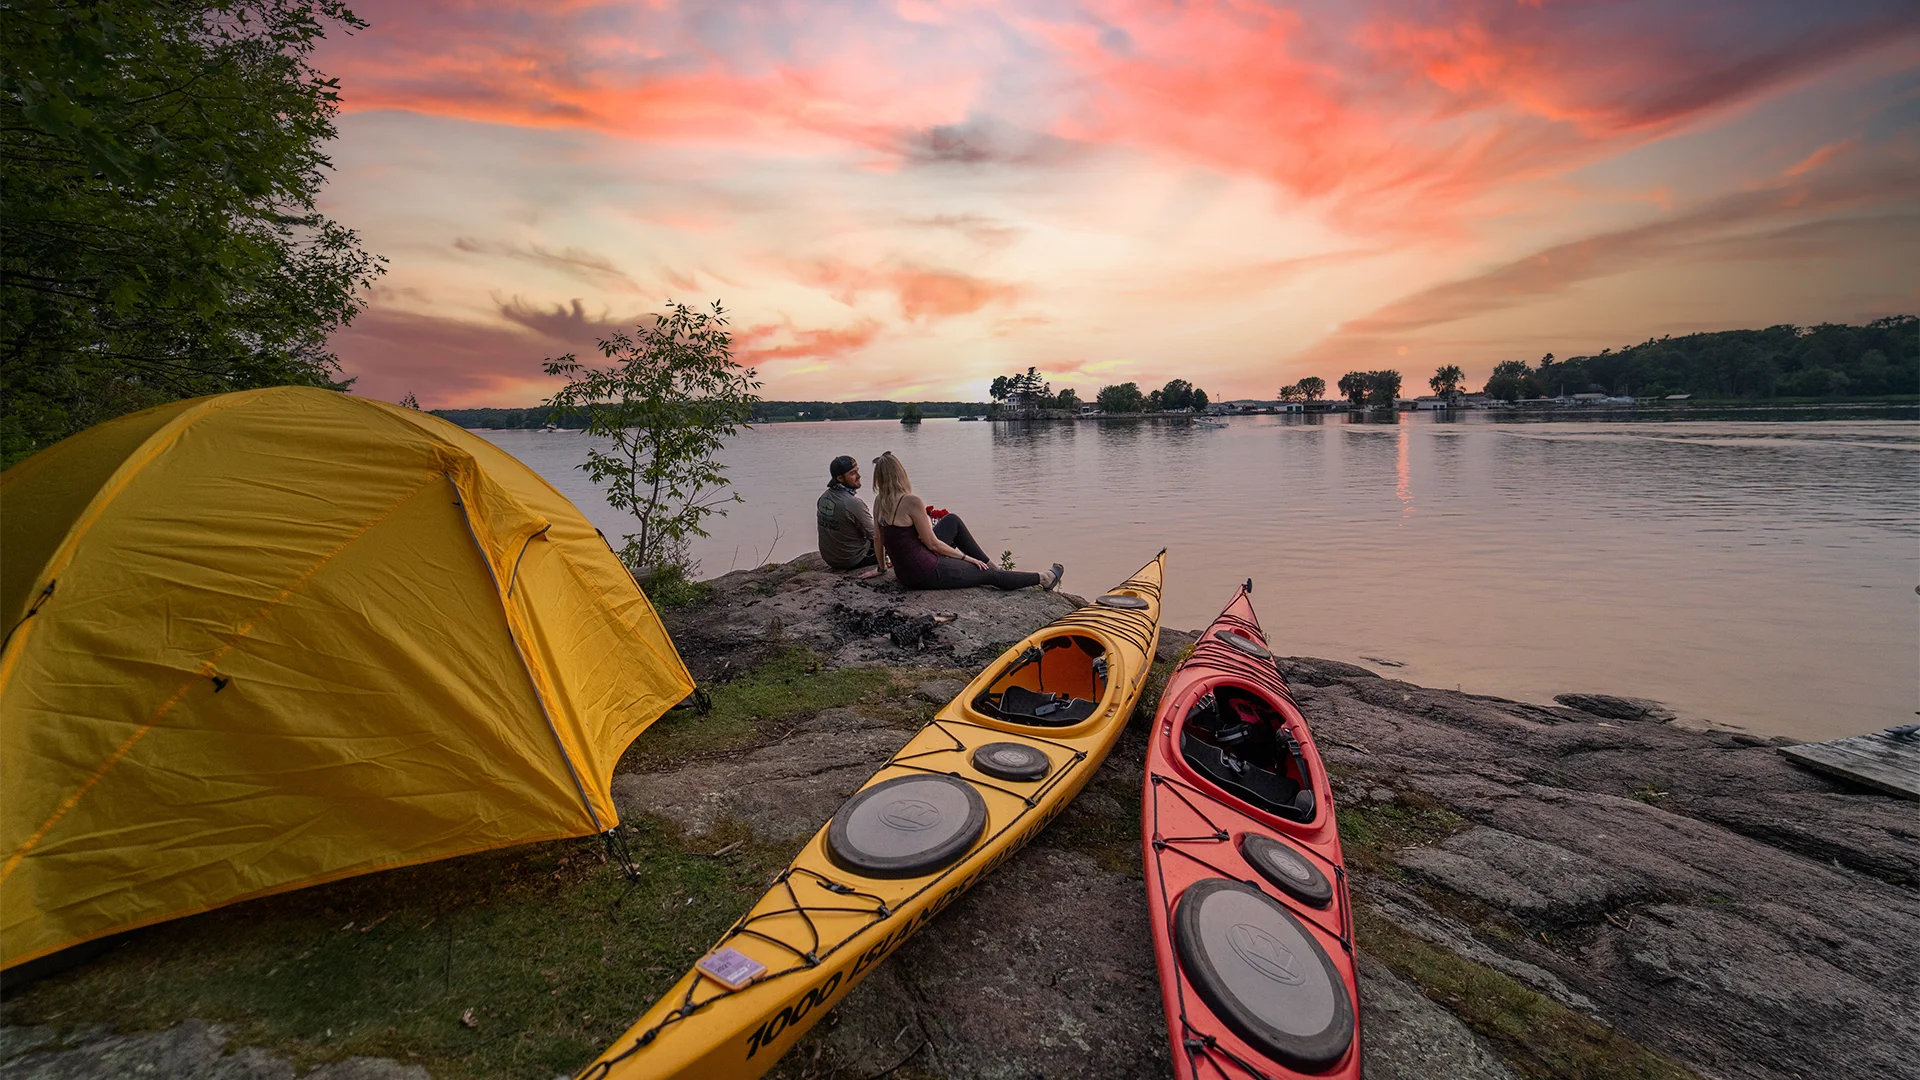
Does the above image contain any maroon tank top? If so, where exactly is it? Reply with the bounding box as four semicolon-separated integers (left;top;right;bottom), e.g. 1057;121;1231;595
881;523;943;588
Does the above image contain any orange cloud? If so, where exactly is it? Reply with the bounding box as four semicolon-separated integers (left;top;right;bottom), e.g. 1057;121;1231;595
1041;0;1917;230
734;317;885;365
323;0;1917;239
1784;138;1859;178
793;260;1020;321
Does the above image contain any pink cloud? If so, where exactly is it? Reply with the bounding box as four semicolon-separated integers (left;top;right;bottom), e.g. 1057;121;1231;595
331;307;563;407
321;1;1917;238
734;317;885;364
793;260;1020;320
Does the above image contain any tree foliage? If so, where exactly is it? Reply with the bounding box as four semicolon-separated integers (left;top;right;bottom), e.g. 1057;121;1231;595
1096;381;1145;413
988;366;1051;415
1542;320;1917;399
1429;365;1465;405
1476;320;1918;401
1484;359;1536;402
1366;370;1402;406
1296;376;1325;402
542;301;760;578
1337;371;1368;406
1158;378;1196;411
1;0;385;465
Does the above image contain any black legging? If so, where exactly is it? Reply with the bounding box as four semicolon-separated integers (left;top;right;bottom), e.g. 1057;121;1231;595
927;514;1044;591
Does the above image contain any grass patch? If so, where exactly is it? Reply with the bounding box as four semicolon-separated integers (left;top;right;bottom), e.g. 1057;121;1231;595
3;818;780;1080
1355;905;1699;1080
1336;791;1470;873
638;561;711;609
1630;782;1670;805
621;647;901;771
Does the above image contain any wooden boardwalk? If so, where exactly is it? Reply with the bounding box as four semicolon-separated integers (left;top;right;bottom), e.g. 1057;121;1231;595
1780;727;1920;800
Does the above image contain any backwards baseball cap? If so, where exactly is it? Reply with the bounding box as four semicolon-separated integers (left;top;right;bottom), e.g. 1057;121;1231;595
829;455;857;478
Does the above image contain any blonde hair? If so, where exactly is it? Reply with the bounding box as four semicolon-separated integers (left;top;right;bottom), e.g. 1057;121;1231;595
872;451;912;524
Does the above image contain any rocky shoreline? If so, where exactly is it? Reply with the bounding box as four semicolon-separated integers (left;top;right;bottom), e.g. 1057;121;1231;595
5;552;1915;1079
643;554;1919;1080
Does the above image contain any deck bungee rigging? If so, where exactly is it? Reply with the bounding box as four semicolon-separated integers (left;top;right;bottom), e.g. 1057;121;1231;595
578;552;1166;1080
1143;582;1361;1080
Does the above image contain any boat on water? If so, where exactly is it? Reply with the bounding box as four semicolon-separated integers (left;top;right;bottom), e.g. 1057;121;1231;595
1192;417;1227;428
577;553;1168;1080
1142;582;1359;1080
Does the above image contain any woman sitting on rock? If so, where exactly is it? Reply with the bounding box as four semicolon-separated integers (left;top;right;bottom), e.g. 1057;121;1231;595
870;451;1063;592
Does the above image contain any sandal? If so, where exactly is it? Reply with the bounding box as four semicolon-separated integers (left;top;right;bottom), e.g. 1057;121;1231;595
1043;563;1065;591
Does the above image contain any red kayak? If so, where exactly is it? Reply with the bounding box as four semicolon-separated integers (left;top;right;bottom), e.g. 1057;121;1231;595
1143;582;1360;1080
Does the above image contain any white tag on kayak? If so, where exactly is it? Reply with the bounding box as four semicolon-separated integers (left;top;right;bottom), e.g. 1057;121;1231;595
697;947;767;989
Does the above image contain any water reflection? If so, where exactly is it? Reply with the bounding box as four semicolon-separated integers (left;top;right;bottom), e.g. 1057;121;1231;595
483;407;1920;739
1395;421;1414;519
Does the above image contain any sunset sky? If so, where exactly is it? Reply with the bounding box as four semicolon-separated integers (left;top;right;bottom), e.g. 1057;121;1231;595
316;0;1920;407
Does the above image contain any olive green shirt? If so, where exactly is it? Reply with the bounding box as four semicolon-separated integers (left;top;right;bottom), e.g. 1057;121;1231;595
816;482;875;569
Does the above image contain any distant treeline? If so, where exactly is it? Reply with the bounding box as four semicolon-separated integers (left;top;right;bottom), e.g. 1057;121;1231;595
752;400;990;421
1490;317;1917;400
432;401;991;429
432;407;575;429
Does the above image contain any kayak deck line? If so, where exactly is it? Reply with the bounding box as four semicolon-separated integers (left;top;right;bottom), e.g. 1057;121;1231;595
1146;776;1356;1080
578;552;1167;1080
1143;583;1361;1080
582;720;1095;1073
883;718;1090;807
1147;773;1354;954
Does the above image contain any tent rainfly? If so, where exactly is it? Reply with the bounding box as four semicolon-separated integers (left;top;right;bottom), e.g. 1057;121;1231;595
0;387;695;970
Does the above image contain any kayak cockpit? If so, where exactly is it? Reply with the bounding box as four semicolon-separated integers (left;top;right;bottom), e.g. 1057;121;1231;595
972;634;1109;726
1179;686;1317;822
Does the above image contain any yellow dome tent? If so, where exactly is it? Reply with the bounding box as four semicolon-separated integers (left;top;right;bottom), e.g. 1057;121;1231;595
0;387;694;970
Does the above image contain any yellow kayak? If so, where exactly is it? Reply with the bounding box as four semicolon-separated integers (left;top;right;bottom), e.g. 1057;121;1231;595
577;551;1166;1079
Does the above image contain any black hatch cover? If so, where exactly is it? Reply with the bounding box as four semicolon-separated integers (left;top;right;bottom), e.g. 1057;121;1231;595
826;774;987;879
1240;833;1335;909
1214;630;1273;660
972;741;1051;782
1174;878;1354;1071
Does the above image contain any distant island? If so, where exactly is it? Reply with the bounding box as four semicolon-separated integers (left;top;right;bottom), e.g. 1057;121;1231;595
432;317;1917;430
434;400;994;429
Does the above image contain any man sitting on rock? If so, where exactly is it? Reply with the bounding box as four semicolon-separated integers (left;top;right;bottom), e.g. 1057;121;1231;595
816;455;883;577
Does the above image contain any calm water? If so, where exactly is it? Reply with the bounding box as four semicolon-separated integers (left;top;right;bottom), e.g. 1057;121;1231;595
483;411;1919;741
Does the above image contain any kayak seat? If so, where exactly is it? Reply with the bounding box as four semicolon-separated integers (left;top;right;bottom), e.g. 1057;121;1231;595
1181;730;1315;822
989;685;1098;726
972;634;1107;725
1181;688;1317;822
